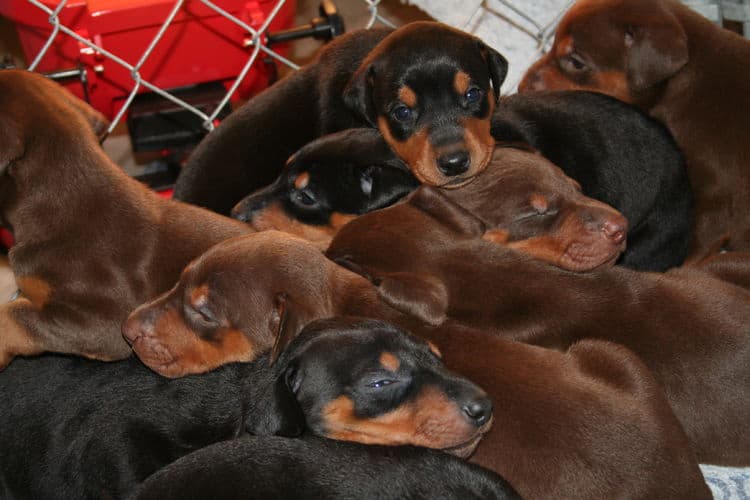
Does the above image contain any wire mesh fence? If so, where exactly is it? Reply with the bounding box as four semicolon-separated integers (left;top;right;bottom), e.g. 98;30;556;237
2;0;747;146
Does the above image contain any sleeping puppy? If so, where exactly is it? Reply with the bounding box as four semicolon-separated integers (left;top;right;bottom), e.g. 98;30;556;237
233;129;627;271
326;187;750;465
519;0;750;258
173;21;507;214
0;317;493;499
132;436;520;500
0;70;250;369
232;128;418;249
490;90;691;271
121;231;709;499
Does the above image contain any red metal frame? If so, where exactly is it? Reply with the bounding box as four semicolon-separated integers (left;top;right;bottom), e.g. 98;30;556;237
1;0;296;118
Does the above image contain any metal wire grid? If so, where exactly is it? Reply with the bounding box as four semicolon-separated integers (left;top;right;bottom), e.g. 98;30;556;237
20;0;397;140
15;0;748;143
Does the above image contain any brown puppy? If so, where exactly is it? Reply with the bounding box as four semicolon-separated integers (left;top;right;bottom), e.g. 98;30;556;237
451;147;627;271
519;0;750;257
234;141;627;270
0;70;250;368
326;187;750;466
122;230;708;499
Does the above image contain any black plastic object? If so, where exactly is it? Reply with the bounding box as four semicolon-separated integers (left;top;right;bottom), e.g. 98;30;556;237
266;0;345;45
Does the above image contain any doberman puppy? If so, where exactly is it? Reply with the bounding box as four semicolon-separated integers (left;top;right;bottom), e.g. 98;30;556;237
173;21;507;214
490;90;691;271
233;131;626;270
234;86;691;271
0;70;250;368
519;0;750;258
326;187;750;466
133;436;520;500
123;231;709;498
232;128;418;249
0;317;494;499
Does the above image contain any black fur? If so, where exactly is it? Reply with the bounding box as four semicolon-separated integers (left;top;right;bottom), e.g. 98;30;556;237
0;317;490;500
132;436;520;500
231;128;418;225
172;29;391;215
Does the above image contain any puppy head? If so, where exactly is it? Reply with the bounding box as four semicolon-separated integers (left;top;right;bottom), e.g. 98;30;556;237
122;231;342;378
231;129;418;249
452;147;628;271
269;317;492;457
344;22;508;187
519;0;688;104
0;70;110;222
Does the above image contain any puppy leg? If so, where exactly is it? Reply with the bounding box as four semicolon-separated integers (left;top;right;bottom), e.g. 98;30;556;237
0;299;41;369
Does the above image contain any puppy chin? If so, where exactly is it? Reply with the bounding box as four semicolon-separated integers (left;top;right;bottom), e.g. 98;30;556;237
129;336;186;378
441;417;493;458
560;241;625;272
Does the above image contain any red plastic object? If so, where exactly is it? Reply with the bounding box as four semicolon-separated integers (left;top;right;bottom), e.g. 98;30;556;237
1;0;296;119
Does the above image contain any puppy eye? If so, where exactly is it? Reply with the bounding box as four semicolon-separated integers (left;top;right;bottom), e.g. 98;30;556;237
360;171;373;196
292;189;318;207
392;105;413;122
187;303;218;327
559;53;589;74
368;379;395;389
465;87;483;103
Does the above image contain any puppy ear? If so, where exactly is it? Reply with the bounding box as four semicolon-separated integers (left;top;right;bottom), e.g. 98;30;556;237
376;271;449;326
478;40;508;102
0;114;23;175
245;362;305;437
625;14;688;91
408;186;486;238
269;292;304;365
61;90;111;141
332;256;448;326
343;64;377;126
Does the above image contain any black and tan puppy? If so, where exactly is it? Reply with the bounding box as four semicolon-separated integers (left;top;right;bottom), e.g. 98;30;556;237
133;436;519;500
0;317;493;499
122;231;709;499
0;70;250;368
173;21;507;214
326;187;750;466
232;128;418;248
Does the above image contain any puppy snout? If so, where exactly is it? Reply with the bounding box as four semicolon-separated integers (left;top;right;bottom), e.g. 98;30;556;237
461;395;493;427
122;308;156;345
601;216;627;244
231;196;267;222
437;151;470;177
231;207;250;222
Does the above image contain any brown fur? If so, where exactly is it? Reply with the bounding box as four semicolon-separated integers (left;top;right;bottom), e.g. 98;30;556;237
124;230;708;498
326;186;750;465
446;147;627;271
520;0;750;257
0;70;250;367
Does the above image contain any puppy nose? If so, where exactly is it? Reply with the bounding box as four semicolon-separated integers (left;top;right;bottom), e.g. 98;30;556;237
122;314;147;345
437;151;470;177
462;396;493;427
601;217;627;244
231;208;249;222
